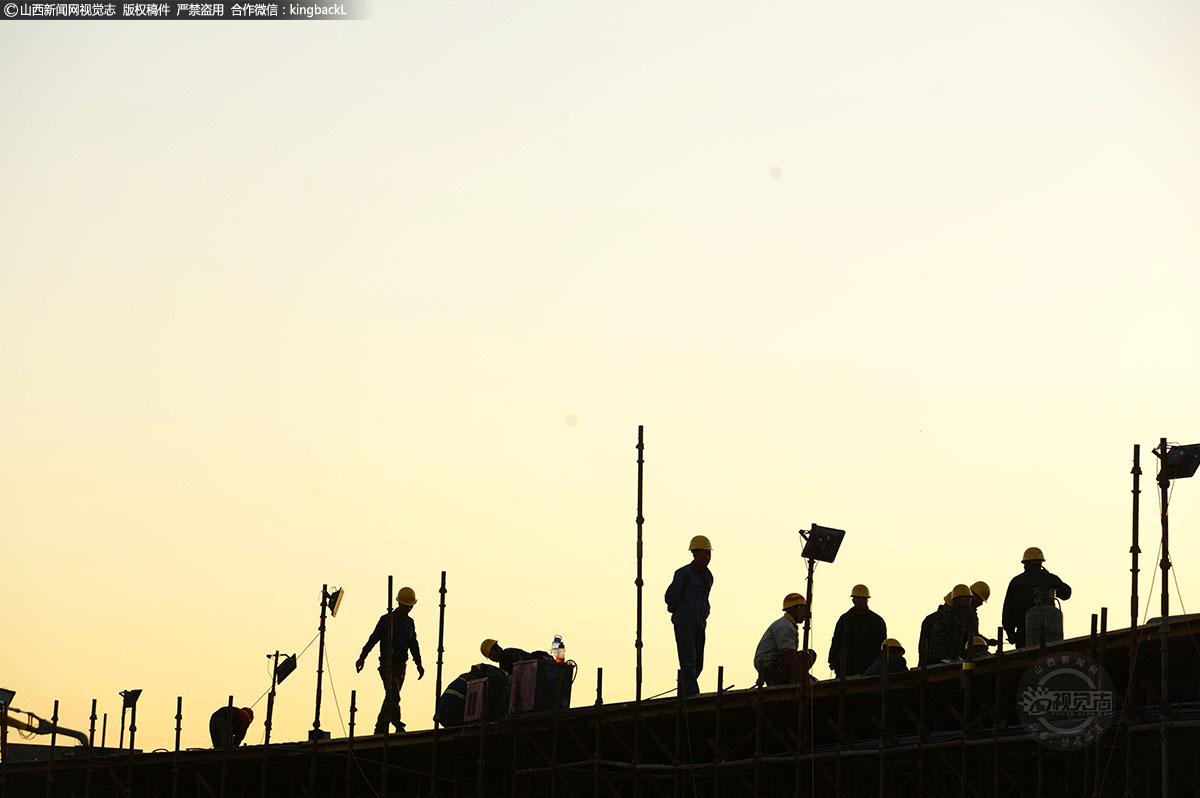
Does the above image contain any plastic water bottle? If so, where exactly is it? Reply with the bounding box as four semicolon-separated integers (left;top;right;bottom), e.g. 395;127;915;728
552;634;562;661
557;637;566;663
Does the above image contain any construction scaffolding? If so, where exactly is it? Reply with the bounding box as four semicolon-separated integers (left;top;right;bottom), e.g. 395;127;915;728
5;615;1200;797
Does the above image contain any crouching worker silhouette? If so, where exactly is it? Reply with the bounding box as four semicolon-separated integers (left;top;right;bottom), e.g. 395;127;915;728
209;706;254;748
435;662;508;727
753;593;813;686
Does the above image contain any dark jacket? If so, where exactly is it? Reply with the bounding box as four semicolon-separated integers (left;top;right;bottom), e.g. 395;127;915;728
496;646;533;676
436;663;508;726
865;650;908;676
917;610;937;666
437;673;471;727
359;610;422;666
1002;565;1072;647
828;607;887;676
664;564;713;629
209;707;252;748
927;605;973;663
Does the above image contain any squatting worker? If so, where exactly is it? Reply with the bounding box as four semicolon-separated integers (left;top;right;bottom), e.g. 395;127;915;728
865;639;908;676
664;535;713;698
356;586;425;734
209;705;253;748
1002;547;1072;647
753;593;812;686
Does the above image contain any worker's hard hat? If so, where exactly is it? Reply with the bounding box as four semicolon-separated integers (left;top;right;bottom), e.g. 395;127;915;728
782;592;806;610
850;584;871;599
481;639;499;658
688;535;712;551
881;638;903;651
950;584;972;599
943;592;953;606
396;587;418;606
971;636;988;648
1022;547;1045;563
970;581;990;602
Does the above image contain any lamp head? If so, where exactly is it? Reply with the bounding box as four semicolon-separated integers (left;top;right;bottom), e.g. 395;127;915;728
1157;443;1200;481
326;587;344;617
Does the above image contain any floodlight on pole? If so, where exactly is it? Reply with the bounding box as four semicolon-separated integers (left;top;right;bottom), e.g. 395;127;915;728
118;689;141;751
1151;438;1199;798
797;524;847;655
311;584;340;741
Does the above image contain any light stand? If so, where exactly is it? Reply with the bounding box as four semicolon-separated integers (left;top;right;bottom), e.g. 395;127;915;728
311;585;343;741
264;652;297;745
118;690;141;751
1151;439;1200;798
796;524;846;653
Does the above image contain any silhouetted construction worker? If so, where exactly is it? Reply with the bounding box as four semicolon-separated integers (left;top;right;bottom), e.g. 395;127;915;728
209;706;253;748
435;662;507;727
664;535;713;697
1003;547;1072;647
481;638;533;676
968;635;992;660
943;581;997;646
356;586;425;735
925;584;975;663
865;639;908;676
753;593;812;686
828;584;887;677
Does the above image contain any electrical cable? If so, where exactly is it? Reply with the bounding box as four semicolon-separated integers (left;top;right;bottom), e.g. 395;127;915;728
323;641;348;737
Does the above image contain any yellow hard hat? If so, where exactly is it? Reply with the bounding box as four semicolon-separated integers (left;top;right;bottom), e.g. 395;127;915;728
950;583;972;599
943;592;953;606
850;584;870;599
688;535;712;551
481;638;499;658
971;636;988;647
1022;547;1045;563
970;581;990;602
782;592;806;610
881;638;903;651
396;587;417;606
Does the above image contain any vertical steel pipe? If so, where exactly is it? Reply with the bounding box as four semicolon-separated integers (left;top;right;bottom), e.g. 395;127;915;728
635;425;645;704
44;699;58;798
1157;437;1171;798
173;696;182;798
431;570;447;797
382;575;393;798
1127;444;1141;794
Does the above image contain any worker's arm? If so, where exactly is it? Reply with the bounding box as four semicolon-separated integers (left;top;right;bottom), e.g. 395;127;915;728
411;628;425;679
827;617;844;670
355;615;385;673
1000;582;1020;643
664;568;686;614
1051;573;1072;600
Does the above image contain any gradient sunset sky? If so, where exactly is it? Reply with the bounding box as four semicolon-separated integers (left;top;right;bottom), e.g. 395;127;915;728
2;0;1199;751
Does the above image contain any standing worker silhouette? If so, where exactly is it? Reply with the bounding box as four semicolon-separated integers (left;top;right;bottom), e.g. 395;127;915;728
1002;547;1072;647
356;586;425;734
664;535;713;698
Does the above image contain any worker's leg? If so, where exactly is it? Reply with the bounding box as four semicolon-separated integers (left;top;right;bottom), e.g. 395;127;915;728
674;624;700;698
208;712;227;748
375;662;407;734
